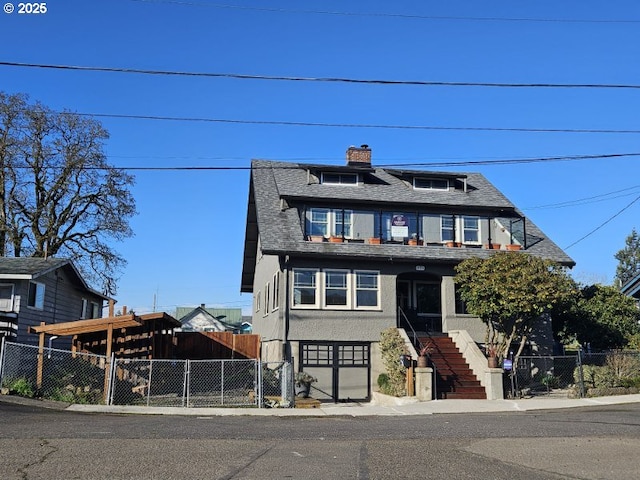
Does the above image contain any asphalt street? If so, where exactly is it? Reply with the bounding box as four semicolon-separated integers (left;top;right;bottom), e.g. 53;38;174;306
1;397;640;479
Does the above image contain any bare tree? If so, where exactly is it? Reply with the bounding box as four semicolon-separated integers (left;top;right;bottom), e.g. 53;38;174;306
0;92;136;294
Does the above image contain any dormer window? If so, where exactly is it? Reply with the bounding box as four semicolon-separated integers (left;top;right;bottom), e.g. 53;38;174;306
413;177;449;191
321;172;359;186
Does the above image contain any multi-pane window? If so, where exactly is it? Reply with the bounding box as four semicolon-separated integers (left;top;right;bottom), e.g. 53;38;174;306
325;270;349;308
292;269;379;310
0;284;14;311
463;216;479;243
308;209;329;236
413;177;449;190
355;271;379;308
441;216;455;242
80;298;88;319
321;173;359;185
307;208;353;238
27;282;45;309
334;210;352;238
293;269;319;307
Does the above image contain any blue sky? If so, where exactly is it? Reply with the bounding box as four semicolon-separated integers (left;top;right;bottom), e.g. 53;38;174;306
2;1;640;315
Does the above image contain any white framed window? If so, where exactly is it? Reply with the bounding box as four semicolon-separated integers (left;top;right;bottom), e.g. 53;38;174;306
441;215;455;242
292;269;380;311
80;298;88;319
27;281;45;310
0;284;14;311
355;270;380;309
440;215;481;244
324;269;350;309
463;216;479;243
321;172;359;185
308;208;329;236
272;272;280;311
414;177;449;190
307;208;353;239
293;268;319;308
264;282;271;315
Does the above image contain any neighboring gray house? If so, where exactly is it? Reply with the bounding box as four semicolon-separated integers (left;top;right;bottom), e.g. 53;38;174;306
240;145;574;402
0;257;109;346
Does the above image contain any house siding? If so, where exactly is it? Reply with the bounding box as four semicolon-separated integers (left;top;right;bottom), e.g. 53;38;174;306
9;268;104;346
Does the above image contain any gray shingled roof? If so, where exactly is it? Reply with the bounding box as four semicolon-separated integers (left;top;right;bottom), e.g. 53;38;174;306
0;257;110;299
0;257;70;277
241;159;575;291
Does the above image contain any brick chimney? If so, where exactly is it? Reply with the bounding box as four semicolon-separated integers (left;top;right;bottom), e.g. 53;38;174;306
346;144;371;167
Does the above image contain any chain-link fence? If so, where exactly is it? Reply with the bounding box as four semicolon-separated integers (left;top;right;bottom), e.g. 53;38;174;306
508;350;640;398
0;340;109;404
0;340;295;408
509;355;580;398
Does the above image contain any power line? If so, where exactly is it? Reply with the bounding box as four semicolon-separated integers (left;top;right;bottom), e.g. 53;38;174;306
35;152;636;171
130;0;640;24
3;61;640;90
565;194;640;250
69;111;640;135
524;185;640;210
379;153;640;168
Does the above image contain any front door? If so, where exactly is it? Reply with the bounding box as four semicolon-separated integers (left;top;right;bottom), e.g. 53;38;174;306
415;281;442;332
397;276;443;333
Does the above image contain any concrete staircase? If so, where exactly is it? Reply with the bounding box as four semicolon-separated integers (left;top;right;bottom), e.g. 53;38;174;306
419;335;486;400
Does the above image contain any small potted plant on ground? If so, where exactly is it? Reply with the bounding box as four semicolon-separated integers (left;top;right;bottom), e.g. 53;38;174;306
295;371;317;398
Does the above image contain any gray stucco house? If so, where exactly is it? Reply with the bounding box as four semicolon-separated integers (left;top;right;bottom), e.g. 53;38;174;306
0;257;109;346
240;145;574;402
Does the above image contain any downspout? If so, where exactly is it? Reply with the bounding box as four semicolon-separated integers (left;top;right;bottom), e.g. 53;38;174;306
283;255;291;362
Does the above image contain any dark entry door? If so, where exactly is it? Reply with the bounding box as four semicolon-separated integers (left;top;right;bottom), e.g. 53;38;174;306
300;342;370;402
415;281;442;332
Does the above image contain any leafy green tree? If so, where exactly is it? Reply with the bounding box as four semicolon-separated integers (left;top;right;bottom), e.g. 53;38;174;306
559;284;640;350
454;252;577;362
614;228;640;288
0;92;136;294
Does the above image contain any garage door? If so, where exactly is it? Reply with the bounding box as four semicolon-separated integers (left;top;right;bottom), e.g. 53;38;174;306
300;342;370;403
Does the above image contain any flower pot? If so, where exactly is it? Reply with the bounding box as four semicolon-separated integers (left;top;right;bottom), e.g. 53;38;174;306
488;356;499;368
295;383;311;398
329;236;343;243
308;235;324;242
506;244;521;251
484;243;501;250
368;237;381;245
416;355;428;368
408;239;424;246
445;241;461;248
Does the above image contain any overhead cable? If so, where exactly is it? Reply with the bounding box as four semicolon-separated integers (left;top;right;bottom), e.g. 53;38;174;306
2;61;640;90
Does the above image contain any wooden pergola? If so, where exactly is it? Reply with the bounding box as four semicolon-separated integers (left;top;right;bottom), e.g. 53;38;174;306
28;312;181;397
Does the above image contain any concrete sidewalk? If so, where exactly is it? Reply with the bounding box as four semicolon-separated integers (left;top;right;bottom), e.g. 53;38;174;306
4;393;640;416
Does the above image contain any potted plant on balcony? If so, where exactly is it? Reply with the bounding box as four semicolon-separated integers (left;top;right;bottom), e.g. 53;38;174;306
368;237;382;244
308;234;324;242
294;371;317;398
506;244;521;251
329;235;344;243
408;234;423;246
